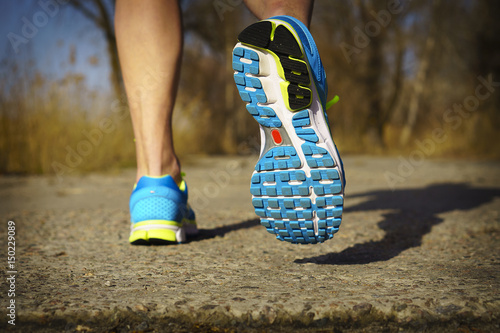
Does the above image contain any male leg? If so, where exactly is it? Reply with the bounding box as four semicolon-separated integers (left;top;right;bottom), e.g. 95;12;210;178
116;0;196;245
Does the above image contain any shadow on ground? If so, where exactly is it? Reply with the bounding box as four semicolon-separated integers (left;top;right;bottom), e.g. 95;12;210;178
295;183;500;265
190;218;260;242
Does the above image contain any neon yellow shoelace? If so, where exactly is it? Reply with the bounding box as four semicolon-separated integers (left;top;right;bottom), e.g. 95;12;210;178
326;95;340;110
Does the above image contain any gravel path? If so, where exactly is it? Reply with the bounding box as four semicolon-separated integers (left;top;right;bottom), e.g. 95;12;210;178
0;155;499;332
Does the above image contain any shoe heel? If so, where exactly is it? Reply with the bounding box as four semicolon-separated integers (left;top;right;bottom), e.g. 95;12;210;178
129;221;185;245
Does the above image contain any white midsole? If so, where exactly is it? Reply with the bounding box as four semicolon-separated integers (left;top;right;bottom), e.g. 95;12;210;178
130;224;180;232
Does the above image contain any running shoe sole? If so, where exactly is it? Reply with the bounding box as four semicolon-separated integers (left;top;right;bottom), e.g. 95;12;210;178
129;217;197;245
232;19;345;244
130;221;185;245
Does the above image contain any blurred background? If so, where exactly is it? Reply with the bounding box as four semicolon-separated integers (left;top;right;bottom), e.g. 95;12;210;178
0;0;499;175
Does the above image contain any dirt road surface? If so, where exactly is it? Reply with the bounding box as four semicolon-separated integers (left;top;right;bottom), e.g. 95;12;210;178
1;155;499;332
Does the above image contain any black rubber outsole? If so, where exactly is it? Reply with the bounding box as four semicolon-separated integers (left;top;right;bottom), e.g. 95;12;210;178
238;21;312;111
130;239;178;246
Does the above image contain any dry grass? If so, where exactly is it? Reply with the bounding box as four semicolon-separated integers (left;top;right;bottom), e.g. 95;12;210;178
1;59;499;177
0;67;136;176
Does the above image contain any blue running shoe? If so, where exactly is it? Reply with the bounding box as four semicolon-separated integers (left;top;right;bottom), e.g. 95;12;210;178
129;175;197;245
232;16;346;244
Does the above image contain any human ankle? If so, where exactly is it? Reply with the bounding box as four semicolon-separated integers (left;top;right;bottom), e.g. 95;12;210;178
161;157;182;185
135;158;181;185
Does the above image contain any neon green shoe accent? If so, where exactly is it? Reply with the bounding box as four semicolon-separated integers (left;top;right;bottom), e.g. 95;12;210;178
178;180;186;192
179;172;187;191
133;220;182;228
270;21;277;41
129;229;148;243
129;229;177;243
280;81;291;109
147;229;177;241
129;220;181;243
132;174;188;192
144;174;170;179
326;95;340;110
182;217;196;226
280;80;312;112
242;29;312;113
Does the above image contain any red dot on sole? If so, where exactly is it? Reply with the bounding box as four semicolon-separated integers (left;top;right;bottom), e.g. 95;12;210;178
271;129;283;145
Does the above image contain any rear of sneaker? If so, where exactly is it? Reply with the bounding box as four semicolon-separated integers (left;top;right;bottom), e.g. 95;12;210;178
232;16;345;244
129;175;197;245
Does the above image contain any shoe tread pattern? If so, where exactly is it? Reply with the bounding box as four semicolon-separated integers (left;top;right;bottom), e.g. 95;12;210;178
233;21;343;244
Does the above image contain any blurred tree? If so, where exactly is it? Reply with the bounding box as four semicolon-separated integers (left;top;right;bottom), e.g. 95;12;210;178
399;0;438;146
68;0;122;99
473;1;500;109
314;0;410;149
182;0;256;152
61;0;500;155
